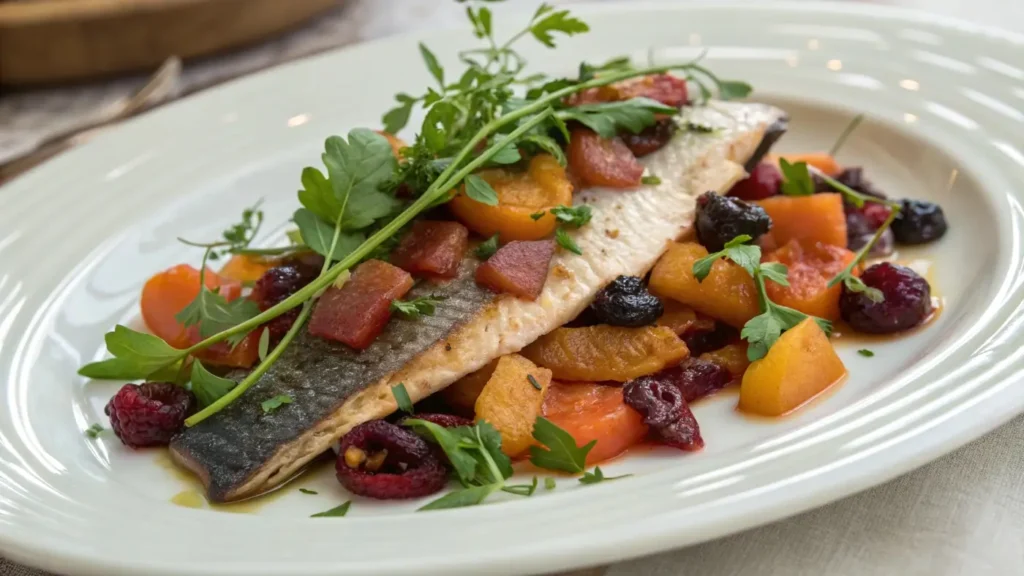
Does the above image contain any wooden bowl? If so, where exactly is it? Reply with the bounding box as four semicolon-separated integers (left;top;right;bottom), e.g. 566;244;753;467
0;0;341;86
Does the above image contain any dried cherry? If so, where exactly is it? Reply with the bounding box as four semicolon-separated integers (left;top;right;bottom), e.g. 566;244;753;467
728;162;782;201
620;118;677;157
891;199;948;245
840;262;932;333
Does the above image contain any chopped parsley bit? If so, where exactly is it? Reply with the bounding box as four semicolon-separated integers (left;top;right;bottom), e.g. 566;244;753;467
550;204;592;228
85;424;105;439
641;175;662;186
527;374;542;390
778;158;814;197
310;501;351;518
475;234;500;260
299;488;318;495
392;382;414;413
544;477;557;490
555;228;583;255
502;476;538;497
261;394;293;414
529;416;593;473
530;211;547;221
579;466;630;484
858;349;875;357
685;121;718;133
390;295;446;319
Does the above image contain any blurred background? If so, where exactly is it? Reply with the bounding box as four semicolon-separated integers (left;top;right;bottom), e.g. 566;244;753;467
0;0;1017;183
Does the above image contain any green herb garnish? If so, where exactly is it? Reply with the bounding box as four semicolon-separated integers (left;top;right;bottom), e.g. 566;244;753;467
299;488;318;495
555;228;582;255
257;328;270;362
85;424;105;439
829;113;865;157
826;206;899;301
527;374;542;390
502;476;539;497
529;211;546;221
475;234;500;260
391;295;446;319
858;349;875;357
550;204;592;228
544;477;556;490
693;235;831;361
641;175;662;185
579;466;630;485
529;416;594;473
392;382;414;413
778;158;814;197
311;501;351;518
190;360;238;408
261;394;293;414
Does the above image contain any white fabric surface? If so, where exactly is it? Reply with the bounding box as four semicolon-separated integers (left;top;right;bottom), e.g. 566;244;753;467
1;1;1021;575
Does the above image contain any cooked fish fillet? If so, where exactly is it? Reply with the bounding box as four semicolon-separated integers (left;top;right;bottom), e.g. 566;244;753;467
170;101;787;501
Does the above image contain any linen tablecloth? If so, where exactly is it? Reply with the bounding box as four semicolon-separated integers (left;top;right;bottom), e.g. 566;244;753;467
2;1;1022;574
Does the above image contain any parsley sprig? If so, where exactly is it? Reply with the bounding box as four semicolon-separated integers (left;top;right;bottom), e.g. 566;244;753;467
693;235;831;361
391;295;446;319
79;1;753;426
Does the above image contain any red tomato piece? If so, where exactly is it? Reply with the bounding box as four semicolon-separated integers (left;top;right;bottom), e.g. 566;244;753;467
389;220;469;280
308;260;414;350
568;73;689;108
475;239;555;300
567;128;644;189
140;264;242;349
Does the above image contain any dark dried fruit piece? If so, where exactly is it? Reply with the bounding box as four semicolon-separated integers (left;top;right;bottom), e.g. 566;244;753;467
695;191;772;252
398;413;473;429
891;199;948;245
567;128;644;189
659;403;704;451
620;118;677;157
622;376;683;428
845;210;895;258
335;420;448;500
590;275;664;327
682;322;738;357
840;262;932;333
728;162;782;201
251;261;322;342
105;382;197;448
658;358;732;403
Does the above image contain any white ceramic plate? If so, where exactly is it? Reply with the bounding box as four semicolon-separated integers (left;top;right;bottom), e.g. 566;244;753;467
2;2;1023;575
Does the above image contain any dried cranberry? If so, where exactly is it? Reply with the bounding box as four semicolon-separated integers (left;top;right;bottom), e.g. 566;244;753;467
336;420;447;500
623;376;684;427
861;203;893;229
846;209;894;258
682;323;737;357
105;383;196;448
728;162;782;201
891;199;948;245
590;275;663;327
251;266;308;310
696;191;772;252
620;118;677;157
623;359;719;451
659;358;732;403
398;413;473;429
840;262;932;333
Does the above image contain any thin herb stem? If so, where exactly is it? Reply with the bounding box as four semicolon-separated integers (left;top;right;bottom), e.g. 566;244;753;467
812;168;901;210
826;206;901;288
176;63;706;376
829;114;864;157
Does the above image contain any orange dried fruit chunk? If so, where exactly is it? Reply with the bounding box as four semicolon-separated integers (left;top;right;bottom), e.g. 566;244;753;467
474;354;551;457
441;360;498;416
521;325;689;382
763;239;857;321
699;343;751;381
542;381;648;465
649;242;760;328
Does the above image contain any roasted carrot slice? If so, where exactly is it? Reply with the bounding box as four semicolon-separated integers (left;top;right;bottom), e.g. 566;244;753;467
542;382;648;465
758;193;848;249
140;264;242;349
450;154;573;242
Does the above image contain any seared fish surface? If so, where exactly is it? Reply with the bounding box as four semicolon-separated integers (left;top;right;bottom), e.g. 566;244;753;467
171;101;787;501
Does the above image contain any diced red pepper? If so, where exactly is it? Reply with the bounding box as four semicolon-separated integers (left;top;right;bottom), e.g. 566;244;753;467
567;128;644;189
568;73;689;108
475;239;555;300
308;260;414;350
389;220;469;280
190;327;261;369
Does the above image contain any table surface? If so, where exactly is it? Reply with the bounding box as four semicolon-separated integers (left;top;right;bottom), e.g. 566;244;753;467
2;1;1023;575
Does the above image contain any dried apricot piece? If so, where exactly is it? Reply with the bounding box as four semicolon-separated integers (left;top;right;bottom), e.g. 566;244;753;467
764;239;857;321
450;154;572;242
521;325;689;382
474;354;551;457
440;360;498;416
649;242;760;328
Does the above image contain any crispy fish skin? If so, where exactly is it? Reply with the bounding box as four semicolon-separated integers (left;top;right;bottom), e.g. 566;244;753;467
172;101;787;501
